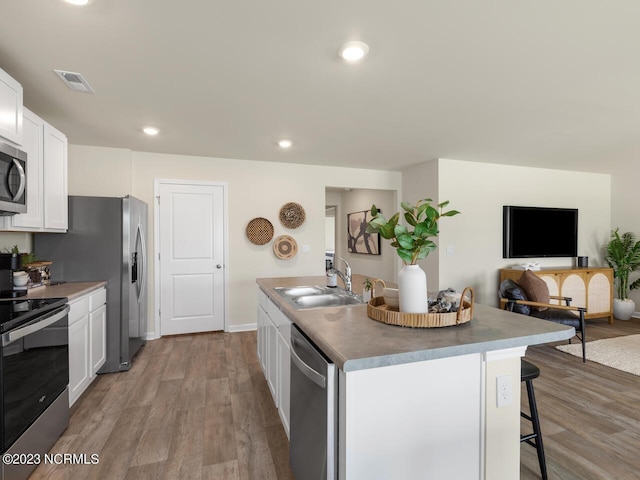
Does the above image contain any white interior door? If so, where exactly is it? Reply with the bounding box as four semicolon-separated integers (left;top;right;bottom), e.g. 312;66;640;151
159;182;225;335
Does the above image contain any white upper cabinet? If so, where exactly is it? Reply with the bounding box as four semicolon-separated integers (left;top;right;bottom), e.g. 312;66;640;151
1;108;68;232
9;108;43;229
43;122;68;230
0;67;23;145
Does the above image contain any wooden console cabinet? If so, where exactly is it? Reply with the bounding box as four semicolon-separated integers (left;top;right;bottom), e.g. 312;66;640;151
500;266;614;324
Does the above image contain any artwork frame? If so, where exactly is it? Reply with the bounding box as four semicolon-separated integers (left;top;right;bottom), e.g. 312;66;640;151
347;209;381;255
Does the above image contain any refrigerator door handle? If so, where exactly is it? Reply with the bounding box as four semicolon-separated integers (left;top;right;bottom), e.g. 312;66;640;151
137;222;147;303
131;252;138;283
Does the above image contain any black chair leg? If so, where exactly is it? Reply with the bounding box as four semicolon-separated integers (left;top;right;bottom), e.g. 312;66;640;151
522;379;548;480
579;311;586;362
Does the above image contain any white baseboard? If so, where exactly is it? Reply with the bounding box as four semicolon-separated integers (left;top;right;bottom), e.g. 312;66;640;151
144;324;257;339
227;323;257;332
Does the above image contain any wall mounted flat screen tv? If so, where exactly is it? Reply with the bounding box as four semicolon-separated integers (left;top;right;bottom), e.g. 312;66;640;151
503;206;578;258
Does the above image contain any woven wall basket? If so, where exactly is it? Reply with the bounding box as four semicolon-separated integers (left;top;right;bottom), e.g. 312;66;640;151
246;217;274;245
367;287;474;328
279;202;306;229
273;235;298;259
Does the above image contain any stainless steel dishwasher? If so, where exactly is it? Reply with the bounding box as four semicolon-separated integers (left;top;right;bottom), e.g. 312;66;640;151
289;324;337;480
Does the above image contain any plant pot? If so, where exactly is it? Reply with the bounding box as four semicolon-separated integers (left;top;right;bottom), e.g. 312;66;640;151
362;289;372;303
398;264;428;313
613;298;636;321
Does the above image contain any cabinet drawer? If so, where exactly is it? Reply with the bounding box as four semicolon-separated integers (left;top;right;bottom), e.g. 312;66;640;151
69;297;89;325
89;288;106;312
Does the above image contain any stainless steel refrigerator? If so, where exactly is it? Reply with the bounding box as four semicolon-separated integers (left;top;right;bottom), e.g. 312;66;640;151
34;195;148;373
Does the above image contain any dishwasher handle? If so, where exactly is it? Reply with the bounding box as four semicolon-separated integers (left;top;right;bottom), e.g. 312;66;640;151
291;339;327;389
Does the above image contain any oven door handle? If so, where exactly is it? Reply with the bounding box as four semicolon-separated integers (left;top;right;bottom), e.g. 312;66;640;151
2;305;70;346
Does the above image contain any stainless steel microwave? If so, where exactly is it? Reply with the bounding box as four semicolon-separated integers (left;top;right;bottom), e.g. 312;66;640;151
0;141;27;215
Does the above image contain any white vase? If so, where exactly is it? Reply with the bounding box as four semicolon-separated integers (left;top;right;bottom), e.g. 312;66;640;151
613;298;636;321
362;289;372;303
398;264;428;313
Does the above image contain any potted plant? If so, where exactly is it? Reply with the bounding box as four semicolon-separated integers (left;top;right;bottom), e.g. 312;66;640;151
367;198;460;313
605;228;640;320
362;278;373;302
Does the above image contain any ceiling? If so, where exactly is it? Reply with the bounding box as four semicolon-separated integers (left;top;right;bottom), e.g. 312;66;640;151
1;1;639;174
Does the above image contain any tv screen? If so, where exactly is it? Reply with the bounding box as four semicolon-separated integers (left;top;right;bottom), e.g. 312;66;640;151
503;206;578;258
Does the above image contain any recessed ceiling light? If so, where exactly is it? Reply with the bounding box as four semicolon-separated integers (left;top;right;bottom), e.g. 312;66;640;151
143;127;159;136
278;139;292;149
338;41;369;62
64;0;93;5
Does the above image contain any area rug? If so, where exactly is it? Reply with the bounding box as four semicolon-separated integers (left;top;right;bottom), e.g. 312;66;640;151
556;334;640;376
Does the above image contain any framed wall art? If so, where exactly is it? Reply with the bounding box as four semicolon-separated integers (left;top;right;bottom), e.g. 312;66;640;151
347;209;380;255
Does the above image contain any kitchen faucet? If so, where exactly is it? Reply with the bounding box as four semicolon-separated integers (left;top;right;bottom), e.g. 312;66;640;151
334;257;352;292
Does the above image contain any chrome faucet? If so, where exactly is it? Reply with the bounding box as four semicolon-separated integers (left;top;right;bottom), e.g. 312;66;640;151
334;257;352;292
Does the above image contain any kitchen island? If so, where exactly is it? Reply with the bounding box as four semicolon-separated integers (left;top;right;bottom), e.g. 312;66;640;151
257;275;575;480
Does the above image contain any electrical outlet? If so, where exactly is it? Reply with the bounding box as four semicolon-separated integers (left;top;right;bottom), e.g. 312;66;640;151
496;375;512;408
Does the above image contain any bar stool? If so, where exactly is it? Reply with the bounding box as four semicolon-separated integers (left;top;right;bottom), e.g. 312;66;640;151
521;359;548;480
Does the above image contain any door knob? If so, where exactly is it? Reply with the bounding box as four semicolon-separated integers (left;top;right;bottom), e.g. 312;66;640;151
216;264;222;269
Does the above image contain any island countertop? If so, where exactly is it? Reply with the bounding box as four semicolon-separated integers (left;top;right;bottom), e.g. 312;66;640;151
257;275;575;372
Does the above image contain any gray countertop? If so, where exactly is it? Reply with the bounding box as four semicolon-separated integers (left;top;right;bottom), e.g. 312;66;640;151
257;275;575;372
16;281;107;301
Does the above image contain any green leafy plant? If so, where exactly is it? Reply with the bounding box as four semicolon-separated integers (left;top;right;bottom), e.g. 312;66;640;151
605;228;640;299
363;278;373;291
366;198;460;265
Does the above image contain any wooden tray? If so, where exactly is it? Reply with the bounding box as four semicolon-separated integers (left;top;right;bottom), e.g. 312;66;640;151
367;287;474;328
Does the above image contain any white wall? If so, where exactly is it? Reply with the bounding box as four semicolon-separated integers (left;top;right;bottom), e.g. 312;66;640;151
402;160;440;289
68;145;132;196
339;189;398;286
610;163;640;313
436;159;611;306
0;232;31;254
68;146;402;334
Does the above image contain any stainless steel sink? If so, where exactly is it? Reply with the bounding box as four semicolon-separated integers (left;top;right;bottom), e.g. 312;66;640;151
273;285;364;309
274;285;336;297
291;293;363;308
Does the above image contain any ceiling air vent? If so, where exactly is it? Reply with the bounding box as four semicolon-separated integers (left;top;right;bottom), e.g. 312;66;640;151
54;70;95;93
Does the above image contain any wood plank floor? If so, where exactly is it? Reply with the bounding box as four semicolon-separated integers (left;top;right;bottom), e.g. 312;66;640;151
30;331;294;480
521;317;640;480
30;317;640;479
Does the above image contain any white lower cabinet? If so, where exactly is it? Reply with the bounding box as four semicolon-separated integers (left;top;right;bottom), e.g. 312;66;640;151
257;288;292;438
69;297;90;406
68;287;107;406
276;322;291;437
89;289;107;375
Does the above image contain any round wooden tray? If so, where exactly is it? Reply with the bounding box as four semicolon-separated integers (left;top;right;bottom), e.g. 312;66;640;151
367;287;474;328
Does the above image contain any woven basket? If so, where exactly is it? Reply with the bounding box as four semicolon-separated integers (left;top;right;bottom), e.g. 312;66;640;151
279;202;306;229
367;287;474;328
246;217;274;245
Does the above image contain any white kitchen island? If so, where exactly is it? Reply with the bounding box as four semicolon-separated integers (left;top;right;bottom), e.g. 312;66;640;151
257;276;574;480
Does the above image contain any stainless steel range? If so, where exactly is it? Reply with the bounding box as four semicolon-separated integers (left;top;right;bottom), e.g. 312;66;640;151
0;256;69;480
